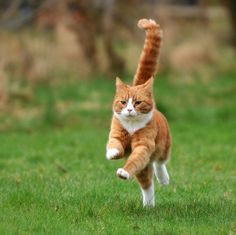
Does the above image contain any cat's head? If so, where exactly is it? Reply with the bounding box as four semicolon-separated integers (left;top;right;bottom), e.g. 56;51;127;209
113;77;155;119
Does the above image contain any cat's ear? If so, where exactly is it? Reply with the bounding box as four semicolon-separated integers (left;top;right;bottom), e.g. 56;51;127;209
143;77;154;91
116;77;127;90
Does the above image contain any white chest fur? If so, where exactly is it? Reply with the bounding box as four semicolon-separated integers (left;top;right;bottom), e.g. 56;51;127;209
114;110;153;135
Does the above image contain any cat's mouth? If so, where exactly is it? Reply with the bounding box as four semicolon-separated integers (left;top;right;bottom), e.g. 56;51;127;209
114;111;138;119
124;113;138;118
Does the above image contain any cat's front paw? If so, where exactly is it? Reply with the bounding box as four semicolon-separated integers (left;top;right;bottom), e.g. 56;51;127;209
117;168;130;180
106;148;119;160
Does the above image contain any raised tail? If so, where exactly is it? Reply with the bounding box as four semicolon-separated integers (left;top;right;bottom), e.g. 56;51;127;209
133;19;162;86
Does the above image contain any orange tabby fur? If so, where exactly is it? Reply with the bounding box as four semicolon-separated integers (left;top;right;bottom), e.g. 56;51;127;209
133;19;162;86
106;19;171;206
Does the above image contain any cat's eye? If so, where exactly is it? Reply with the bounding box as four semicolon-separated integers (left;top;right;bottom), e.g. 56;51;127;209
135;101;142;105
120;100;127;105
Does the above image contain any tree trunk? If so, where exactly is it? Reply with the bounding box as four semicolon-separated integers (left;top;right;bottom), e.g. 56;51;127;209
226;0;236;48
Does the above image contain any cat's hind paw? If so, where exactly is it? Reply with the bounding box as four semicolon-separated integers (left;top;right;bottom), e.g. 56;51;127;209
153;163;170;186
117;168;130;180
106;148;119;160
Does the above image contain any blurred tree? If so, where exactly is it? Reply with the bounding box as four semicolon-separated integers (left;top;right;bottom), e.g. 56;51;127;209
65;0;125;75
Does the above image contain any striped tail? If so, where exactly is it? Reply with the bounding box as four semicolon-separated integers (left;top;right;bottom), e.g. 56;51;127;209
133;19;162;86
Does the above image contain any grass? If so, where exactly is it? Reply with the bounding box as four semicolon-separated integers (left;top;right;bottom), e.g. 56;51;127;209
0;72;236;234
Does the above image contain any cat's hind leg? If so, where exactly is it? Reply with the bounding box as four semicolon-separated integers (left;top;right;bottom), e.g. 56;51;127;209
153;161;169;185
135;164;155;207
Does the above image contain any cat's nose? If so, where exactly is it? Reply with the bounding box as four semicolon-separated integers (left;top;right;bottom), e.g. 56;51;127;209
127;109;132;112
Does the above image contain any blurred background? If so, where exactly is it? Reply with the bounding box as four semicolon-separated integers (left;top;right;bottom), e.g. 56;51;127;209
0;0;236;131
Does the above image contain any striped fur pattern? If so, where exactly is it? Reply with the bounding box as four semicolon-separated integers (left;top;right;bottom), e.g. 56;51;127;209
133;19;162;86
106;19;171;207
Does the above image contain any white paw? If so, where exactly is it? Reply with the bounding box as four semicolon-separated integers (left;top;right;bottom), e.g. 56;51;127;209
116;168;130;180
142;183;155;207
153;163;170;186
143;199;155;207
106;148;119;160
158;174;169;185
156;168;169;185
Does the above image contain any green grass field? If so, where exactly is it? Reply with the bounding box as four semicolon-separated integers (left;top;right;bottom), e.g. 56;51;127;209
1;72;236;234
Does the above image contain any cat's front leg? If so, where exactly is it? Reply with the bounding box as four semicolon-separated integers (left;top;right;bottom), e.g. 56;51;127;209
106;140;124;160
117;143;155;180
106;117;129;160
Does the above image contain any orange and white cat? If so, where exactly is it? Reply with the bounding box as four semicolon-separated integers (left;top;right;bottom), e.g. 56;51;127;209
106;19;172;207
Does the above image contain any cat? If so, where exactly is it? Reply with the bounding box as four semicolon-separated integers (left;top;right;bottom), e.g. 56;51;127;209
106;19;172;207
